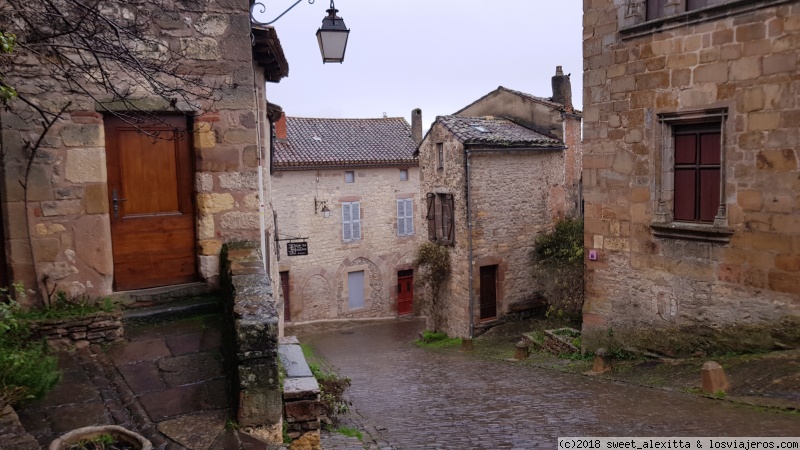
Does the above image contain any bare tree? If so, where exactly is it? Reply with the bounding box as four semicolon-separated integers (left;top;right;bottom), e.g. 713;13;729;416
0;0;228;303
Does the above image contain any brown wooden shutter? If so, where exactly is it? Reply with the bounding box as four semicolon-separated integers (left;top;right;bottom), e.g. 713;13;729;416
426;193;436;241
444;194;455;244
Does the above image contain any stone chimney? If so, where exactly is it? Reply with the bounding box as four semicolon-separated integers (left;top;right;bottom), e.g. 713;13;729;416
411;108;422;145
275;112;288;143
551;66;573;111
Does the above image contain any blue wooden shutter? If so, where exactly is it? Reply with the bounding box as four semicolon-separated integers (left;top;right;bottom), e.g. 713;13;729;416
397;199;406;236
351;202;361;240
342;203;352;241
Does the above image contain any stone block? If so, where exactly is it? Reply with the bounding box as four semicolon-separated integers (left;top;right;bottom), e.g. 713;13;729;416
737;190;762;211
284;400;321;423
221;212;259;230
84;183;109;214
239;363;279;389
194;123;217;149
730;58;761;81
32;238;60;262
283;377;320;401
41;200;83;217
763;53;797;75
278;344;313;378
775;254;800;272
180;38;220;61
74;215;113;275
194;14;229;36
243;145;259;168
701;361;730;394
591;348;613;374
197;214;215;240
756;149;797;170
199;239;223;256
197;193;235;214
26;165;54;202
239;388;282;427
65;147;107;183
236;317;279;358
223;129;257;145
219;172;259;190
199;255;220;280
61;124;104;147
694;63;728;83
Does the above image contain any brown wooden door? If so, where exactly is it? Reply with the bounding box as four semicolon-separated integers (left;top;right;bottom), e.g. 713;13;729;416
397;270;413;315
105;116;197;291
280;271;290;322
479;265;497;320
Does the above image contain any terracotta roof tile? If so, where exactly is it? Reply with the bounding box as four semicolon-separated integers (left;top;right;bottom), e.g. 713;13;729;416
274;117;418;169
437;116;564;148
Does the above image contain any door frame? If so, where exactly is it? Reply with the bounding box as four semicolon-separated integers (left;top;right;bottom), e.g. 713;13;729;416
479;264;498;321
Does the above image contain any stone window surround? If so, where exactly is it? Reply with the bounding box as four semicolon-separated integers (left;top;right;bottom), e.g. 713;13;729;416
619;0;795;39
344;171;355;183
399;168;409;181
343;266;369;312
436;142;444;170
651;108;733;243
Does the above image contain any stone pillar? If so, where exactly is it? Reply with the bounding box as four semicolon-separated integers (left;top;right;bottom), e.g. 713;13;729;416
591;348;613;374
701;361;730;394
411;108;423;145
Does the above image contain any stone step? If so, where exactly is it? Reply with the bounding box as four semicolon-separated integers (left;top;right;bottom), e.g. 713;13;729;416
122;295;222;327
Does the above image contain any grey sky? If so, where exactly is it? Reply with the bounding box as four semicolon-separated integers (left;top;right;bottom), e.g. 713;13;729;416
257;1;584;131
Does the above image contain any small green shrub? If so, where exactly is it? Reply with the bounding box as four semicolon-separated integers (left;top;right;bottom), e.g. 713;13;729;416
413;242;451;331
530;217;584;324
308;363;351;420
16;292;116;321
415;330;461;348
0;284;61;407
334;426;363;440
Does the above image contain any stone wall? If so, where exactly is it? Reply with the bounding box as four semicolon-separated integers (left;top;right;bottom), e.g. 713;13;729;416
0;0;278;305
582;0;800;350
279;336;321;447
417;122;570;338
272;167;423;322
29;311;124;350
221;243;282;443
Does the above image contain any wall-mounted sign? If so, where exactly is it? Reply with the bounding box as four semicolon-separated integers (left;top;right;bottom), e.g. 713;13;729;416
287;242;308;256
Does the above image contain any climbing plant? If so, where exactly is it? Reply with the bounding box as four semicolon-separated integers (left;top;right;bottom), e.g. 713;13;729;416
413;242;451;332
529;217;584;324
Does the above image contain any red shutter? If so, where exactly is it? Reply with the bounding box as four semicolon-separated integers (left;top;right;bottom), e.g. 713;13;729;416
674;169;696;221
699;169;720;222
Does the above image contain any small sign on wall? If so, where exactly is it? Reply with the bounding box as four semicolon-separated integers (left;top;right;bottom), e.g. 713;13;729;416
287;242;308;256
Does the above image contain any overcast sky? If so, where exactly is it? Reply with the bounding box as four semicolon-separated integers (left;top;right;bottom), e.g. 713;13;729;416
257;1;584;130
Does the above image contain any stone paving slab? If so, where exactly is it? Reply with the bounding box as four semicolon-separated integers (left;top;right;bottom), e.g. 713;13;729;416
138;378;229;421
119;361;166;394
108;338;172;365
158;351;225;387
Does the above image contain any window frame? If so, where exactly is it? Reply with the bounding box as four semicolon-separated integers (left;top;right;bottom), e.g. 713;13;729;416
342;201;361;242
399;168;409;181
426;192;454;245
397;198;414;237
436;143;444;170
651;109;732;243
344;171;355;183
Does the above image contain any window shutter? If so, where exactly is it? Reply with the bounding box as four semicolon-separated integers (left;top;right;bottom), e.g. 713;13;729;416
446;194;455;243
342;203;352;241
397;199;406;236
426;193;436;241
405;199;414;236
351;202;361;240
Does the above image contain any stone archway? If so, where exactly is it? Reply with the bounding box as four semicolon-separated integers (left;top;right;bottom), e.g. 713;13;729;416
301;274;334;321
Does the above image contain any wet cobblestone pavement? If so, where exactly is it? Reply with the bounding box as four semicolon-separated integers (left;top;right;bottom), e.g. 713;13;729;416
302;319;800;450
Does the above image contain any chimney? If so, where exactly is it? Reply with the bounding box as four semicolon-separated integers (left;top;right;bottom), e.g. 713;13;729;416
411;108;422;145
551;65;573;111
275;112;288;143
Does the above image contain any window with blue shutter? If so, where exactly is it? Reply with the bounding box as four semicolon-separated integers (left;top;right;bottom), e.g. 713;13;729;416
342;201;361;241
397;198;414;237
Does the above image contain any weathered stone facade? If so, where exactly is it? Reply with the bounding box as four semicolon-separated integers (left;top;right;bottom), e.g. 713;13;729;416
272;166;422;322
0;0;285;306
582;0;800;351
417;80;582;339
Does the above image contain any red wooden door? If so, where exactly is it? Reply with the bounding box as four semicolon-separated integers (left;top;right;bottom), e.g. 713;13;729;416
479;265;497;320
280;271;290;322
397;270;413;315
105;116;197;291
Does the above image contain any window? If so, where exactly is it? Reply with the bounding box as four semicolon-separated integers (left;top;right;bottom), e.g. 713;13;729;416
651;109;732;242
345;171;355;183
399;169;408;181
426;193;454;244
397;198;414;237
647;0;711;20
436;143;444;170
342;202;361;241
673;124;720;223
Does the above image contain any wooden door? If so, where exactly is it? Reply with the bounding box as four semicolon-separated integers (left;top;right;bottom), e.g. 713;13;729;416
0;201;7;288
280;271;290;322
105;116;197;291
348;271;365;309
479;265;497;320
397;270;413;315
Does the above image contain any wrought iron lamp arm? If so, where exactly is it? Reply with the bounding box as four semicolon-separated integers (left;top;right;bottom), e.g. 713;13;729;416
250;0;315;26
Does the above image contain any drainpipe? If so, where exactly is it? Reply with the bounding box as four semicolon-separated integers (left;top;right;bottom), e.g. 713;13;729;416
465;148;475;339
251;64;268;274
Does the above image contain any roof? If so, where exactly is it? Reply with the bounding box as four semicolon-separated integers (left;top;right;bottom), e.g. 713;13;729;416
251;25;289;82
273;117;418;169
436;116;564;149
454;86;582;116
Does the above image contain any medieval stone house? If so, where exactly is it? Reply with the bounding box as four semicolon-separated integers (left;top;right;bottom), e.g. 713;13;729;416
581;0;800;350
0;1;287;307
271;113;422;322
416;70;582;338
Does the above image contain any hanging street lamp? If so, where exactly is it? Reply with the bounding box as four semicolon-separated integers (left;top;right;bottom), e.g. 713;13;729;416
250;0;350;64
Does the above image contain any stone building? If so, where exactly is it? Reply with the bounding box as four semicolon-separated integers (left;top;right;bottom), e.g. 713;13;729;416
271;113;422;323
416;72;582;338
0;1;287;306
582;0;800;351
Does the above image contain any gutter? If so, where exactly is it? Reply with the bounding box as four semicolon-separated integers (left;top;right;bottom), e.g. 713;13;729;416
465;148;475;339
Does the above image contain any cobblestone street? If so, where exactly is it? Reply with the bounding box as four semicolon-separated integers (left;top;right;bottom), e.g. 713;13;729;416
302;319;799;449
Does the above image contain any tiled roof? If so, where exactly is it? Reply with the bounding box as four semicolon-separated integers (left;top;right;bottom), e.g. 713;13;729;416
437;116;564;148
454;86;581;115
274;117;418;169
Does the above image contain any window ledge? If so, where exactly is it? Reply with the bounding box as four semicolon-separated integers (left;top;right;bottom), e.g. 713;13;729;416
650;222;733;243
620;0;795;40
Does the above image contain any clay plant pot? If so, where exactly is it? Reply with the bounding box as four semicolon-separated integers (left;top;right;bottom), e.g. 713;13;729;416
49;425;152;450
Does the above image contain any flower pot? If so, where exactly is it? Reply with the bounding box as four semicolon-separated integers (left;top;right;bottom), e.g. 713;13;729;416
49;425;152;450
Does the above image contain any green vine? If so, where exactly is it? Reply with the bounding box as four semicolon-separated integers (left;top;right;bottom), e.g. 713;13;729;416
413;242;451;331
